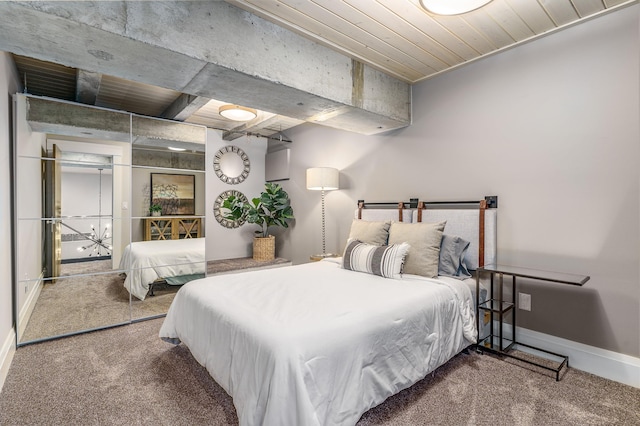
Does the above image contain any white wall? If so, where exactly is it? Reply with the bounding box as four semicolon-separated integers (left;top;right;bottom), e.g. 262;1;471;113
206;129;267;260
281;6;639;358
44;136;131;269
14;95;47;324
0;52;21;391
61;169;113;260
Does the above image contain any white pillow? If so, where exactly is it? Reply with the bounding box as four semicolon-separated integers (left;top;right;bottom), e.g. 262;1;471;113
388;221;446;278
342;240;410;279
347;219;391;245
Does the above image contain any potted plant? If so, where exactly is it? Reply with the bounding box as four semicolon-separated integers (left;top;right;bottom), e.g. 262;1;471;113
149;203;162;217
223;182;294;261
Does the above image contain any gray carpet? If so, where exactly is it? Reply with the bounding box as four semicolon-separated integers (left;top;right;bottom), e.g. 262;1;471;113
21;257;289;343
2;318;638;425
21;260;177;342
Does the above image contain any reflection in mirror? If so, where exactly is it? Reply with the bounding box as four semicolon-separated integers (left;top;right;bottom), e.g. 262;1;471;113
129;115;206;321
16;134;132;344
14;95;207;344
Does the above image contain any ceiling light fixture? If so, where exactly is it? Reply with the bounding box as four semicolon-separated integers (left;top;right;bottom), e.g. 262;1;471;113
219;104;258;121
420;0;492;15
168;146;186;151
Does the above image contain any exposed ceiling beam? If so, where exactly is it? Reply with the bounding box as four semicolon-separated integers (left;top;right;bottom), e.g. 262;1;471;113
161;94;211;121
24;95;206;151
223;113;280;141
0;1;410;135
75;69;102;105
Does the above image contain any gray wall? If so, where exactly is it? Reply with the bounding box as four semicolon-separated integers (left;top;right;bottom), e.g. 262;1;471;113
206;129;268;261
278;6;639;357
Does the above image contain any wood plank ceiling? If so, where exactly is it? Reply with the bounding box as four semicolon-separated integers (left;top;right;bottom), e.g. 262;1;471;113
225;0;634;84
11;0;635;140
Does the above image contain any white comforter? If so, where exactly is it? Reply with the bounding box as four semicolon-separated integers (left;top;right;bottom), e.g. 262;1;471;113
159;259;476;426
120;238;205;300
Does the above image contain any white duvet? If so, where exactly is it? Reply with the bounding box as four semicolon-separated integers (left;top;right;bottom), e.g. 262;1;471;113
120;238;205;300
159;259;477;426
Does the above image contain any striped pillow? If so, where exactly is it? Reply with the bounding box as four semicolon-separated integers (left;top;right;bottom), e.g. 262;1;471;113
342;240;410;279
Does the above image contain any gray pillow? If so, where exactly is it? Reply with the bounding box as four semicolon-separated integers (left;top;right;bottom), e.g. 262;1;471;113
347;219;391;245
342;239;410;279
439;234;472;278
388;221;446;278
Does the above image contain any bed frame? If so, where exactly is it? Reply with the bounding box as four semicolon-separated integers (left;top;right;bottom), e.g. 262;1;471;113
160;196;499;425
356;196;498;269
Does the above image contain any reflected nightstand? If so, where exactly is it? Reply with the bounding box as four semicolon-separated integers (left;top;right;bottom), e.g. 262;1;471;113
309;253;340;262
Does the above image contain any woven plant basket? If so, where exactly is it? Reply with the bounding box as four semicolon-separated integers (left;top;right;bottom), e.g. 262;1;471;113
253;235;275;261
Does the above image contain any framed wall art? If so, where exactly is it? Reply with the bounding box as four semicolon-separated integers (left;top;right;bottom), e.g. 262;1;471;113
151;173;195;215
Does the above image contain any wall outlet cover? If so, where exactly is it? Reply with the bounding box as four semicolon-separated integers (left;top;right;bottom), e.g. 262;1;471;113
519;292;532;311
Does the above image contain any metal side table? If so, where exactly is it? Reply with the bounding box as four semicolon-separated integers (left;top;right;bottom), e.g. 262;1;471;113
476;264;589;380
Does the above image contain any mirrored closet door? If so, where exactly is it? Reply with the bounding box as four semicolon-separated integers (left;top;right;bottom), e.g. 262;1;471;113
14;95;207;345
129;114;206;321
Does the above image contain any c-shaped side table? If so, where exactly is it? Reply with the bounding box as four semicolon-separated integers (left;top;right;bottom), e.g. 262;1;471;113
476;264;589;380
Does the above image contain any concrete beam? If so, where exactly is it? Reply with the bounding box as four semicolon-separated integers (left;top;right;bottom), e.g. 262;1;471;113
0;1;410;134
76;69;102;105
25;95;206;151
131;115;206;150
161;94;211;121
26;96;131;142
223;113;279;141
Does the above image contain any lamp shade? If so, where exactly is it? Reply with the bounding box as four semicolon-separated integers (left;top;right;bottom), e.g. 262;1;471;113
306;167;339;191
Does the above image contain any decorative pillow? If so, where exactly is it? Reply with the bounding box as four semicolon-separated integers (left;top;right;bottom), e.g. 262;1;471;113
438;234;472;278
388;221;446;278
342;239;410;279
347;219;391;246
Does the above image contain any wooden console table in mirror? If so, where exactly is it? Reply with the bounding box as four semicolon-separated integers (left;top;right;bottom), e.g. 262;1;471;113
143;216;202;240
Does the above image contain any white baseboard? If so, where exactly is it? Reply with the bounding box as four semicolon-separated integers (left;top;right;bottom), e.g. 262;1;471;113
18;275;43;339
0;328;16;393
496;324;640;388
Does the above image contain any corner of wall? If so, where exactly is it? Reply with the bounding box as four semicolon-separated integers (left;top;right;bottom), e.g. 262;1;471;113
0;327;16;393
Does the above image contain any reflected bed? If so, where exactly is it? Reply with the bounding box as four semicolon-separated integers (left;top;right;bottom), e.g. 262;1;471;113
120;238;205;300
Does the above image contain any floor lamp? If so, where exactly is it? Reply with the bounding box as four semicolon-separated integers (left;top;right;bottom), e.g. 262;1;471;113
306;167;339;258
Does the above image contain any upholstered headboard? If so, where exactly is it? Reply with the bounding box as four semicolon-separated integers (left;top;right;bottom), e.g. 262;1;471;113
354;197;497;271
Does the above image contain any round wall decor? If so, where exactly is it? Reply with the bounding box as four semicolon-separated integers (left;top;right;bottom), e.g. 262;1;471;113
213;145;250;184
214;190;248;228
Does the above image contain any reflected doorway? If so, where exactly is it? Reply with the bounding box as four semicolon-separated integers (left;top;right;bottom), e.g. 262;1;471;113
21;143;131;342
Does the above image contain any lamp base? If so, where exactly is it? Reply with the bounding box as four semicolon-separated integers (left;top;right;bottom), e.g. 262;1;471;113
310;253;340;262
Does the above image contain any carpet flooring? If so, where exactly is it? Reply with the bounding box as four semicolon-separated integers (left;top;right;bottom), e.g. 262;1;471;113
2;318;638;425
21;260;176;343
21;257;289;343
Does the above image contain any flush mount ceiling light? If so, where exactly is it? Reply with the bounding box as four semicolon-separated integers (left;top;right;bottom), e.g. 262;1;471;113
168;146;186;151
219;104;258;121
420;0;492;15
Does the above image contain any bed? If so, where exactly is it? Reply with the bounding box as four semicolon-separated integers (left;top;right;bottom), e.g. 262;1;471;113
120;238;205;300
159;199;497;425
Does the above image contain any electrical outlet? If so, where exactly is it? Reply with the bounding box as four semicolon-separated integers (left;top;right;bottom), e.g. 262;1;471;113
519;292;531;311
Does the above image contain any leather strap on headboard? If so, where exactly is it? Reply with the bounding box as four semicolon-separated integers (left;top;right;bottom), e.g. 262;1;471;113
357;201;406;222
479;199;487;268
